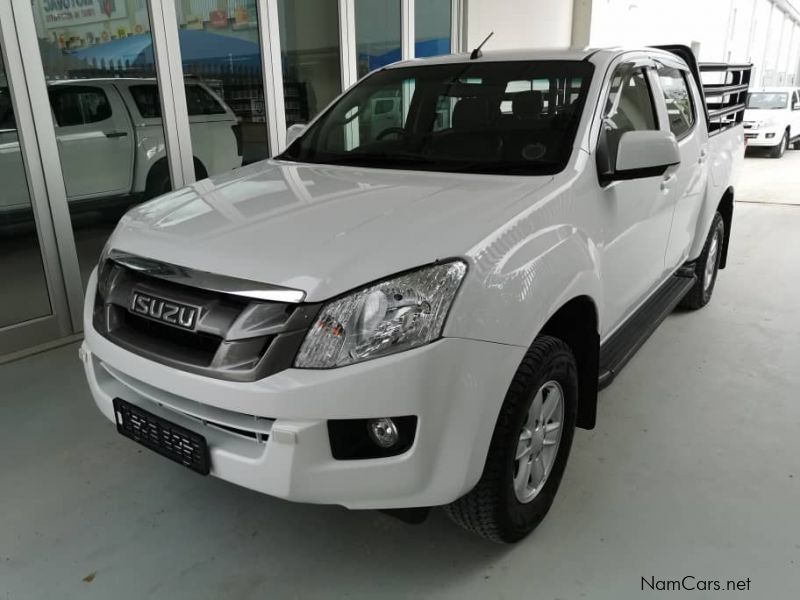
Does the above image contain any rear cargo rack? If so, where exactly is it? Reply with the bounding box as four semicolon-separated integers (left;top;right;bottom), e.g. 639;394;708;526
698;62;752;135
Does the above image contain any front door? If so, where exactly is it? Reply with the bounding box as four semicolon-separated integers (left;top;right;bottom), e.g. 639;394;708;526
598;62;677;336
50;84;134;200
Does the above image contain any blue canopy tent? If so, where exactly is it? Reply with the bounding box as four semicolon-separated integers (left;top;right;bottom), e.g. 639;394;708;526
358;38;451;72
71;30;261;72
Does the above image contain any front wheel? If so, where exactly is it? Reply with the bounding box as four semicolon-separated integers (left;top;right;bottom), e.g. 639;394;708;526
769;131;788;158
444;336;577;543
680;212;724;310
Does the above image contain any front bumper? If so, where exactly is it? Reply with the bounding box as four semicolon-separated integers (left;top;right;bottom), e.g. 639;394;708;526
81;269;525;509
744;126;783;147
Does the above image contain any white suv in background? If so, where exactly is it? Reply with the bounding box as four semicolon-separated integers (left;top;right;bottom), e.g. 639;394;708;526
743;87;800;157
0;78;242;215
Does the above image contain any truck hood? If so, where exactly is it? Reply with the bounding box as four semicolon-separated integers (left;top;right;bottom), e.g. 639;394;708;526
109;160;553;301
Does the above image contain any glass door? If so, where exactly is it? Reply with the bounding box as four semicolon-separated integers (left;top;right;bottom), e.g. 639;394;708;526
0;5;72;356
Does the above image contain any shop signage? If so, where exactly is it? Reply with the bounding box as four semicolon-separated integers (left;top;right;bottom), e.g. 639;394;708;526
42;0;127;29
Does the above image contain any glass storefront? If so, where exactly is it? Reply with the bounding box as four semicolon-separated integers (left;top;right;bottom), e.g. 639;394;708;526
31;0;169;286
175;1;268;167
0;46;52;329
1;0;457;354
356;0;401;78
278;0;342;125
415;0;451;58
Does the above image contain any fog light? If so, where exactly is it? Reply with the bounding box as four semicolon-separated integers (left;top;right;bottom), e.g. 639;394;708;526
766;132;776;139
367;418;399;448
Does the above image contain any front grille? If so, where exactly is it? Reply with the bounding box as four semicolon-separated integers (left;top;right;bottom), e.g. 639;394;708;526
121;310;222;366
94;258;320;382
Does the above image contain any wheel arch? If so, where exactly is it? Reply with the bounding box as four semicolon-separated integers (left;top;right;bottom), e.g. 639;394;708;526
538;295;600;430
717;186;734;269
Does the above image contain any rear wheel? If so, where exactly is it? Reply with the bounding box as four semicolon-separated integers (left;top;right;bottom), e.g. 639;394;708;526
769;131;788;158
144;161;171;200
444;336;577;543
680;212;724;310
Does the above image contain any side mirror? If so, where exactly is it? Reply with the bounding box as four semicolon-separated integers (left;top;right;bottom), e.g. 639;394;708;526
286;123;307;147
611;130;680;181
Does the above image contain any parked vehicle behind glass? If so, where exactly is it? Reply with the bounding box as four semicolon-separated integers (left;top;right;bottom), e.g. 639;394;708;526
743;87;800;157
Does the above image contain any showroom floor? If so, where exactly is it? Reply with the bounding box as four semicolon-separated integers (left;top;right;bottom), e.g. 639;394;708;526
2;201;800;597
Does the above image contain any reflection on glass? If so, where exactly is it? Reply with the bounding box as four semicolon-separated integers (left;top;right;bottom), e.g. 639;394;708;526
31;0;169;285
415;0;451;58
278;0;342;126
356;0;401;78
175;1;264;168
0;53;52;327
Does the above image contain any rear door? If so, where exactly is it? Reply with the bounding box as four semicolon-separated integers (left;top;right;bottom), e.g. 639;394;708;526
184;83;241;175
597;61;677;333
653;61;706;269
49;83;134;199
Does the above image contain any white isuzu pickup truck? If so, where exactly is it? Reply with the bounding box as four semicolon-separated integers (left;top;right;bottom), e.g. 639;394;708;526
80;45;750;542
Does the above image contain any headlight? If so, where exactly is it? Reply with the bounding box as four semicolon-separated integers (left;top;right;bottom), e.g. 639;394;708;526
294;261;467;368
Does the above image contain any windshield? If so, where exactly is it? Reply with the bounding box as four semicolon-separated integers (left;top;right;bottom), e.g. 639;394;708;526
746;92;789;109
278;61;594;175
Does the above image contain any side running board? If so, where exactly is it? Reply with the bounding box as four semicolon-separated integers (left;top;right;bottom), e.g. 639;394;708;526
598;272;696;390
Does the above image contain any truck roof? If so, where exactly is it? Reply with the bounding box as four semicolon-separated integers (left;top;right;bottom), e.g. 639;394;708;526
384;46;678;69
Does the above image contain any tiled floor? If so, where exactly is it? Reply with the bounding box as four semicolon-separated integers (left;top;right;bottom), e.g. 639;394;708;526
2;202;799;599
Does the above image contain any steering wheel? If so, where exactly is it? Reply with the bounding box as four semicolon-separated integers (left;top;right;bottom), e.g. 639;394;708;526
376;127;407;141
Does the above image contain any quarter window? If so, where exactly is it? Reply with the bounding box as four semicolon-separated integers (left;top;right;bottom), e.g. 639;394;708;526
657;66;695;137
49;86;112;127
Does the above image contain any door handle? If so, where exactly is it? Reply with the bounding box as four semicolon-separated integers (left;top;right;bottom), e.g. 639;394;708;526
104;131;128;138
660;173;677;191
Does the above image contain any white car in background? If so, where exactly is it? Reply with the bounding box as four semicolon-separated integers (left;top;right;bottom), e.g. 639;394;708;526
743;87;800;157
0;78;242;216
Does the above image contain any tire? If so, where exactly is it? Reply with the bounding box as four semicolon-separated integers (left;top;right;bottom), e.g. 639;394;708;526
679;212;724;310
144;161;171;200
444;336;578;543
768;131;788;158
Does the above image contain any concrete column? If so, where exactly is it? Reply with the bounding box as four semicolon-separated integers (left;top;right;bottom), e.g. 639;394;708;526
464;0;574;50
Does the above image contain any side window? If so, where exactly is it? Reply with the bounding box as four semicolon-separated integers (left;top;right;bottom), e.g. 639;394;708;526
793;91;800;111
49;86;112;127
603;65;658;133
657;66;695;137
185;85;226;116
601;65;658;164
129;84;161;119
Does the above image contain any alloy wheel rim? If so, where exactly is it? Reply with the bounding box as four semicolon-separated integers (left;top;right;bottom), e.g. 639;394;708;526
704;230;719;292
513;380;564;503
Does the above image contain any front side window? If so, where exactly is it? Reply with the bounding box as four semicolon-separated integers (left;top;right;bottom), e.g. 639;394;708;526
280;61;594;175
746;92;789;109
657;66;695;138
600;65;658;166
49;86;112;127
